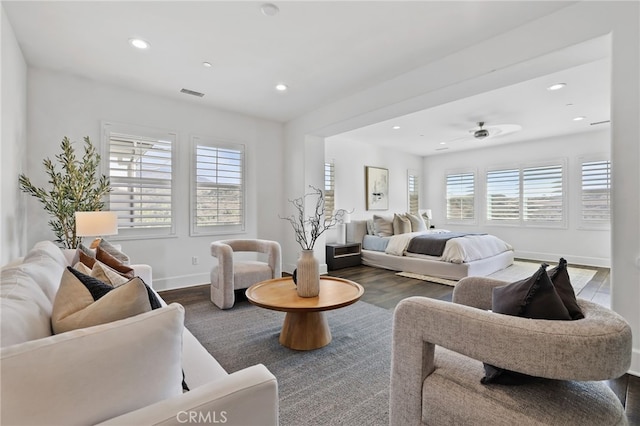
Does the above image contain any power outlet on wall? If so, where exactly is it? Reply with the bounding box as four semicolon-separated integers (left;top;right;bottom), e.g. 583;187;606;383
192;256;199;265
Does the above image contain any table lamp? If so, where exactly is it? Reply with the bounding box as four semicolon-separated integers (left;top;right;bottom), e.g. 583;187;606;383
75;211;118;249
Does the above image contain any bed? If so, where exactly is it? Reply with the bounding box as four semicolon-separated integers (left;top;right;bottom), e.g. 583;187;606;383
345;219;514;280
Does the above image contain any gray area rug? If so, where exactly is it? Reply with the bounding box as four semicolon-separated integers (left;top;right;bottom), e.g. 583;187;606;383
185;299;393;426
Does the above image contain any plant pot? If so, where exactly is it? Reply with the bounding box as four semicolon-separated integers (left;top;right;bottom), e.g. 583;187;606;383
296;249;320;297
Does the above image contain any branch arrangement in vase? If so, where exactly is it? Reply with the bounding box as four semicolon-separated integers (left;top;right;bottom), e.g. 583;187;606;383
19;136;111;249
280;185;338;250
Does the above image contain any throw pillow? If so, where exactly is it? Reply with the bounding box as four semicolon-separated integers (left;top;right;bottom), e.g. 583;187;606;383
393;213;412;235
373;215;394;237
78;250;96;269
96;246;135;278
482;264;571;385
547;258;584;320
366;219;375;235
51;268;153;334
98;239;130;265
405;212;427;232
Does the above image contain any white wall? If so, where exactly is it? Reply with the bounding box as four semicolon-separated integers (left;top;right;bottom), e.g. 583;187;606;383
286;2;639;374
326;137;423;222
25;68;284;290
1;7;28;265
423;130;610;266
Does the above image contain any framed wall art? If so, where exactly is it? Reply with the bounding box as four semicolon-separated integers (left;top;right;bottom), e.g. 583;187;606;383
366;166;389;210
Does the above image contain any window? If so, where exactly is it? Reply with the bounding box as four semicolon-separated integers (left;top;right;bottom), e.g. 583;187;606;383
103;122;175;237
486;162;565;227
446;172;475;222
581;159;611;225
408;172;419;215
191;136;245;235
487;169;520;221
324;162;335;218
523;164;563;223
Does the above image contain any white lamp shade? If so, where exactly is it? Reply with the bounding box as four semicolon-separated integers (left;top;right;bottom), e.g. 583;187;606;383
75;211;118;237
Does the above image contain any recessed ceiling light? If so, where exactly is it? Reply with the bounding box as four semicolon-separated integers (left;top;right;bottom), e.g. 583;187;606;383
275;83;288;92
261;3;280;16
547;83;566;91
573;116;586;121
439;142;447;145
392;126;400;130
129;38;150;50
202;62;212;68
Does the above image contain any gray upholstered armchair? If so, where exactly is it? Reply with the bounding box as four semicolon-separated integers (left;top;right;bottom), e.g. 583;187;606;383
210;239;282;310
390;276;632;425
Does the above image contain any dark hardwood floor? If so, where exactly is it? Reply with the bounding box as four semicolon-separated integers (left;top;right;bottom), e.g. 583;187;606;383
160;263;639;424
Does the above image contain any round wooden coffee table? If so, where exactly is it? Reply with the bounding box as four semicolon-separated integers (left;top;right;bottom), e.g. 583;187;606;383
245;276;364;350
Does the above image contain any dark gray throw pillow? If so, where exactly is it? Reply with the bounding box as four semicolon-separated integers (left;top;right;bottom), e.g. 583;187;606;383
482;264;571;385
547;258;584;320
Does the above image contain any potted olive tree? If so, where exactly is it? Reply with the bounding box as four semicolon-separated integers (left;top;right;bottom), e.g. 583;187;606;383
19;136;111;249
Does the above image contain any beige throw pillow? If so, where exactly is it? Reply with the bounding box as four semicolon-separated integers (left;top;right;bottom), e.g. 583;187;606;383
373;215;394;237
405;212;427;232
51;269;152;334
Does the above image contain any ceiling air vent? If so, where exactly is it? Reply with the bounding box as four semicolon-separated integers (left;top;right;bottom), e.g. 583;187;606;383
435;147;449;151
590;120;610;126
180;88;205;97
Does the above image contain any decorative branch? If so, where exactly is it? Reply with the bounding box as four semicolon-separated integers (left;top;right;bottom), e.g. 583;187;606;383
280;185;338;250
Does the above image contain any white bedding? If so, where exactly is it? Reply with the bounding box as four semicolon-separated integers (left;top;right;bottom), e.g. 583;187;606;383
385;230;513;264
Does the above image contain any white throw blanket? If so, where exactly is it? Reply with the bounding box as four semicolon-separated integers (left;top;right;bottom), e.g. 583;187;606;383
385;231;513;264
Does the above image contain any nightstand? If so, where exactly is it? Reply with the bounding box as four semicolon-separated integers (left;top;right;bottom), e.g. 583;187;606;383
326;242;361;270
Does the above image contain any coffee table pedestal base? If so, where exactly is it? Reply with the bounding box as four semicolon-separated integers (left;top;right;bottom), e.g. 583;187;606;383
280;311;331;351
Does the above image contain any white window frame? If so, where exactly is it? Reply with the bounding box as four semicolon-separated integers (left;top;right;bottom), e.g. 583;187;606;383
579;156;611;230
190;135;246;236
485;159;567;228
445;169;477;225
102;121;177;239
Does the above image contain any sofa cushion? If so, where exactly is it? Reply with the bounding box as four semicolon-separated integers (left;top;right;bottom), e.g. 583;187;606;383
51;268;153;334
0;304;185;426
423;347;626;425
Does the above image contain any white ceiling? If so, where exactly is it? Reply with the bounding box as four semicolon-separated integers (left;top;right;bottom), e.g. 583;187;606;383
4;1;609;156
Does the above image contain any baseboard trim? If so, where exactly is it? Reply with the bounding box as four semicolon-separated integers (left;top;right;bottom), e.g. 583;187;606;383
154;272;210;291
514;251;610;268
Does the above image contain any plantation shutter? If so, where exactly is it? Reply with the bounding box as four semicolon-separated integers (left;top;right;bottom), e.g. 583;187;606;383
581;160;611;223
408;173;419;215
191;137;245;235
446;172;475;222
486;169;520;221
522;164;563;223
107;130;174;235
324;162;335;218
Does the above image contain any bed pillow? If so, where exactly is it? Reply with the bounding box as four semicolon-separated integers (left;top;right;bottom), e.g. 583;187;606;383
482;264;571;385
393;213;412;235
366;219;375;235
405;212;427;232
373;215;394;237
548;258;584;320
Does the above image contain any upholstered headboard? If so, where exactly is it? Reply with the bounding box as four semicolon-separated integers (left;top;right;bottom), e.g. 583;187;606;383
346;220;367;244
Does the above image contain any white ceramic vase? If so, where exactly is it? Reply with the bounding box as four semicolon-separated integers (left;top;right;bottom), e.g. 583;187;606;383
296;249;320;297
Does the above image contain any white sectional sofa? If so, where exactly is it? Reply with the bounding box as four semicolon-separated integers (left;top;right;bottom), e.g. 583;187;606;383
1;240;278;425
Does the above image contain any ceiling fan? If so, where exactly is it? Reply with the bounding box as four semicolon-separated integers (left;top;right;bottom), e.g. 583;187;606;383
441;121;522;144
